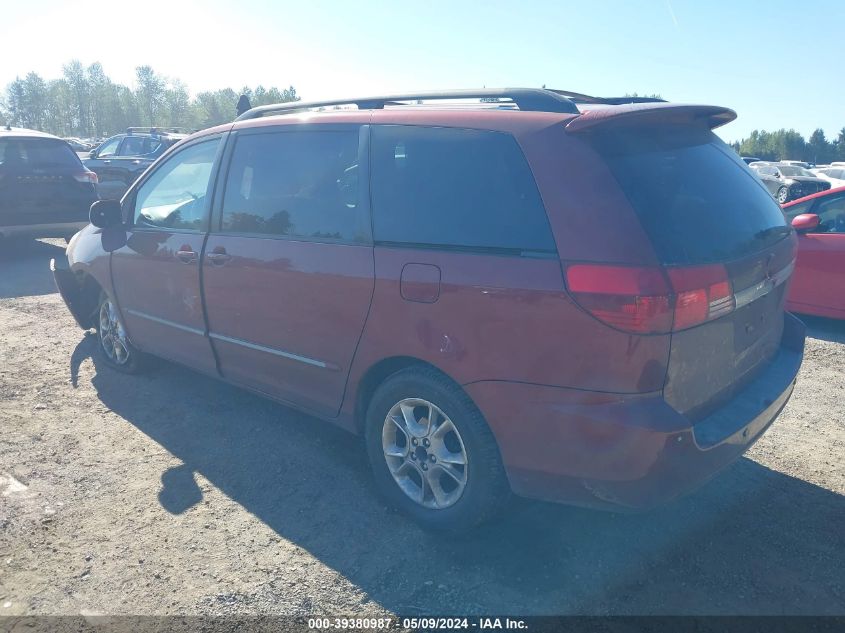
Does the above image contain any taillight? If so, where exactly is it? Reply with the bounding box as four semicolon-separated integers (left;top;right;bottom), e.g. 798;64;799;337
666;264;734;330
566;265;673;333
73;171;98;184
565;263;734;334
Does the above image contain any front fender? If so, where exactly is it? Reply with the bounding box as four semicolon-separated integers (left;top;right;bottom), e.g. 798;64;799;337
53;224;125;329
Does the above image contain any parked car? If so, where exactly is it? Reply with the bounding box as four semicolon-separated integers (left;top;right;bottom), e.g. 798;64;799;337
0;126;98;241
741;156;762;164
53;89;805;531
84;127;188;200
782;186;845;319
780;160;812;169
812;167;845;189
63;137;91;152
750;162;831;203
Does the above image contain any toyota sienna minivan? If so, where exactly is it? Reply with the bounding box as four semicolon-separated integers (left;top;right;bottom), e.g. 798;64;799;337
53;88;805;531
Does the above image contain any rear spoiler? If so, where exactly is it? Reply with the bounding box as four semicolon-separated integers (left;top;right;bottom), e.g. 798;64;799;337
565;103;737;133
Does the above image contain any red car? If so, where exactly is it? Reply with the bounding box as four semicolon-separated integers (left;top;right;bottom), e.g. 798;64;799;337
783;186;845;319
52;89;804;531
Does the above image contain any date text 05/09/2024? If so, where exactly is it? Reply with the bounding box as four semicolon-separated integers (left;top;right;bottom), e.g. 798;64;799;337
307;617;528;630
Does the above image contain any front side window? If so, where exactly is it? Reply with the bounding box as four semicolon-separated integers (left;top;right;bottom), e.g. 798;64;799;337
815;195;845;233
370;125;556;254
783;200;814;220
220;130;365;242
97;137;121;157
133;138;220;230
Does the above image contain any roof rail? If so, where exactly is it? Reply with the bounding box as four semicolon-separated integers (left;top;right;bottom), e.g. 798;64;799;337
235;88;581;121
126;126;191;136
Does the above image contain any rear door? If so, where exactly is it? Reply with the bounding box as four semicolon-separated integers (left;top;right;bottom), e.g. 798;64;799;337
787;193;845;317
202;125;374;417
586;124;795;418
0;136;96;227
110;134;224;374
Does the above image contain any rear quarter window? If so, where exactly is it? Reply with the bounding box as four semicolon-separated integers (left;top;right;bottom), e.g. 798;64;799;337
370;125;556;254
588;125;789;264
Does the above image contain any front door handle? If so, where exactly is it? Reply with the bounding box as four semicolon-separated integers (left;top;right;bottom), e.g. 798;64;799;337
176;248;197;264
206;247;231;265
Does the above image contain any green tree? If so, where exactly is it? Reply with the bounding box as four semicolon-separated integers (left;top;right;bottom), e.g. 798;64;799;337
135;65;166;126
807;128;833;164
2;60;298;136
63;60;91;136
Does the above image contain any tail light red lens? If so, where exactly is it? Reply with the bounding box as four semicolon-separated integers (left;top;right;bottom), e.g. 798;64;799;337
667;264;734;330
566;265;673;333
73;171;98;184
565;263;734;334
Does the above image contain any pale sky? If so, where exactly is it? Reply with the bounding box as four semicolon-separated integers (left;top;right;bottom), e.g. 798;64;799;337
2;0;843;142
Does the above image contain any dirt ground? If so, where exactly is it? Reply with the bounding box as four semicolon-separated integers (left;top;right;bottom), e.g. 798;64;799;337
1;238;843;617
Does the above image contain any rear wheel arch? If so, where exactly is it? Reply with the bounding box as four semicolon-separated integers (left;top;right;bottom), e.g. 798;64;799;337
354;357;478;435
354;356;432;433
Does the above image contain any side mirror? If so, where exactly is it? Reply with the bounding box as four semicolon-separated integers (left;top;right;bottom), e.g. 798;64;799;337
791;213;820;233
90;199;123;229
88;149;98;159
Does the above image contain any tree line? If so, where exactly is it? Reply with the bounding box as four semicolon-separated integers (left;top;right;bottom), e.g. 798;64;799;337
3;65;845;165
0;60;299;138
730;128;845;164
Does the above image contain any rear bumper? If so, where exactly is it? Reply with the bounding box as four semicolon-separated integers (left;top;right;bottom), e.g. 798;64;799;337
0;221;87;239
465;312;806;509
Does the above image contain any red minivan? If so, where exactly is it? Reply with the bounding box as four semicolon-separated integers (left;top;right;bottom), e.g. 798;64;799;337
782;186;845;319
53;89;805;531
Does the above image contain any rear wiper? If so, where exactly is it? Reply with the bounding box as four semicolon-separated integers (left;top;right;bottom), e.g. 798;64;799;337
753;226;791;242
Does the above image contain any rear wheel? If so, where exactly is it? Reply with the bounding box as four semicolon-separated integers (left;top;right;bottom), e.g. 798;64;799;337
776;186;789;204
365;367;509;532
96;294;143;373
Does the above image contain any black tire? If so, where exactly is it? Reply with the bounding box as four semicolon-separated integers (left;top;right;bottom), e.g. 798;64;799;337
94;293;144;374
364;366;510;532
777;186;789;204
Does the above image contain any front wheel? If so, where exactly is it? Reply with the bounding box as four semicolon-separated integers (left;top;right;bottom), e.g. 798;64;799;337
96;294;143;373
365;367;509;532
776;186;789;204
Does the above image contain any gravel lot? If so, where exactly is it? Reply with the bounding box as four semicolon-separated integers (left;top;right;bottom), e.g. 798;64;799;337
1;238;843;617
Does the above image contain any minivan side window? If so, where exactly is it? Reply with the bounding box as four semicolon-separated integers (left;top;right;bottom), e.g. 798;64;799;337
133;138;220;231
370;125;556;254
220;130;366;242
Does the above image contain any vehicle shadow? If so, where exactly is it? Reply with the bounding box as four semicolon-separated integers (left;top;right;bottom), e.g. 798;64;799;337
0;238;66;299
797;314;845;344
72;334;845;615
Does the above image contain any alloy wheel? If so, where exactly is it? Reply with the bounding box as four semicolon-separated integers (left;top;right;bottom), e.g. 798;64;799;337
99;299;130;365
381;398;468;509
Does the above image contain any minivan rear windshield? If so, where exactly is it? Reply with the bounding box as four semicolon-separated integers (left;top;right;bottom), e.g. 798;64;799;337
0;138;81;169
587;125;790;265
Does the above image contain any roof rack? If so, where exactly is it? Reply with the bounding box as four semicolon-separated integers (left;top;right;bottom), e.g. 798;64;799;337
235;88;669;121
235;88;582;120
126;126;191;136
